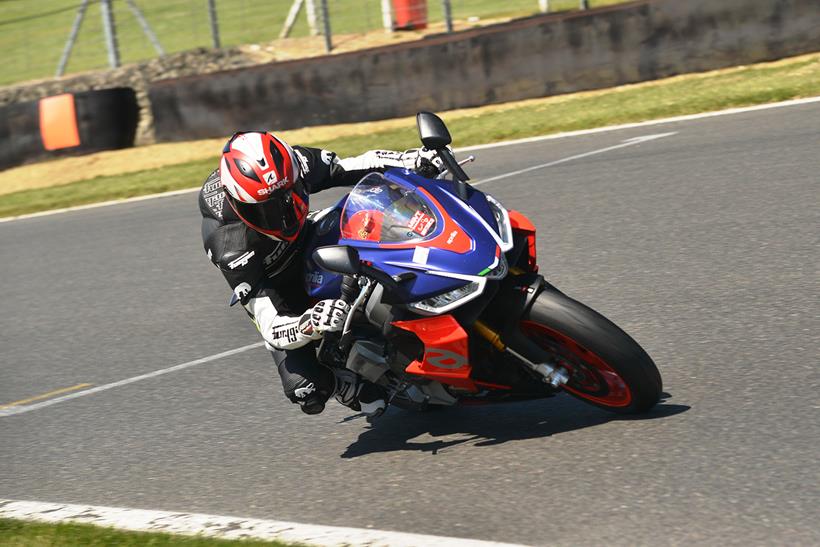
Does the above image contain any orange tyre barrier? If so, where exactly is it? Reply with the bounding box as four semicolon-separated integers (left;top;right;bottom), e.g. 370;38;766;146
39;94;82;151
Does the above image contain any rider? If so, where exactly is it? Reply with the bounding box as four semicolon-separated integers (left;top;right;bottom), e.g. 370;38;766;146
199;131;437;416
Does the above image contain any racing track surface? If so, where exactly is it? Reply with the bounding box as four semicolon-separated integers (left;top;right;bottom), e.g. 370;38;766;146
1;102;819;546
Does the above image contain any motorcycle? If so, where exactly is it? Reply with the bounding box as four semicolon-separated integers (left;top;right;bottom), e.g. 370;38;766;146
304;112;662;414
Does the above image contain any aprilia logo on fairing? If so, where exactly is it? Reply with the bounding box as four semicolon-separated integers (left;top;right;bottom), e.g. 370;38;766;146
305;271;324;286
425;348;468;369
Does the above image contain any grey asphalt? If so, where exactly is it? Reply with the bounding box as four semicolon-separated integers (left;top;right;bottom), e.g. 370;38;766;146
1;102;819;546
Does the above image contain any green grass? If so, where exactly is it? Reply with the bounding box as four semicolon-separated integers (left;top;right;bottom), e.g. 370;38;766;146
0;0;629;86
1;52;818;219
0;518;294;547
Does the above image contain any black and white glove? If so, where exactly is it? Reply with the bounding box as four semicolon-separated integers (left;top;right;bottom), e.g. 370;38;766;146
337;149;446;178
403;147;446;178
309;299;351;334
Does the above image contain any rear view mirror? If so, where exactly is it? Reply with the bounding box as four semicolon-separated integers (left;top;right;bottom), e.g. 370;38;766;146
313;245;361;275
417;111;470;189
417;112;452;150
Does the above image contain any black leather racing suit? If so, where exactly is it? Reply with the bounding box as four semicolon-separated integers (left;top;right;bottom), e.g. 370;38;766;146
199;146;413;412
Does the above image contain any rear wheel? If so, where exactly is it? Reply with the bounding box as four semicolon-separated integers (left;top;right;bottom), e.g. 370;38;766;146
519;287;662;413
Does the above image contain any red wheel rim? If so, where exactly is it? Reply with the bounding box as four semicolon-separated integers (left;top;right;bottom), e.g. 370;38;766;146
520;320;632;407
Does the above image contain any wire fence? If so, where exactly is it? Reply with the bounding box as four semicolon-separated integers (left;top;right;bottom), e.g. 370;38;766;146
0;0;624;87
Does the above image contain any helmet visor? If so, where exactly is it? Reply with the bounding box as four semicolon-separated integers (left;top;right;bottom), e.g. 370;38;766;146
228;181;307;239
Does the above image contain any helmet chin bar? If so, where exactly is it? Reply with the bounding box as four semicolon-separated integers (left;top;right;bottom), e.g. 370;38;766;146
227;193;305;242
247;218;300;242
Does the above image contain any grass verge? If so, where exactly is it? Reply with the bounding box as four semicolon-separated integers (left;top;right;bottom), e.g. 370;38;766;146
0;518;293;547
1;52;818;219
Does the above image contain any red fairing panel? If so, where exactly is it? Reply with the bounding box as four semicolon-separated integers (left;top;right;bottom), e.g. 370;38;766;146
392;315;479;392
509;209;538;272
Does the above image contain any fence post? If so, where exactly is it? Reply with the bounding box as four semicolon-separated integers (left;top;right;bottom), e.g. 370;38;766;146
441;0;453;33
100;0;121;69
125;0;165;56
207;0;221;48
318;0;332;52
280;0;304;39
56;0;90;77
539;0;550;13
305;0;319;36
580;0;590;9
381;0;393;33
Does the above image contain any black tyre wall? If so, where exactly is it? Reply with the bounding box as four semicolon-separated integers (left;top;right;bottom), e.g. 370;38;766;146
73;88;139;152
0;101;41;171
0;87;139;171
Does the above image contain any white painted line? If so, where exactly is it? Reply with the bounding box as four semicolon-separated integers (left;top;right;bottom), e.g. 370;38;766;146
472;132;677;186
458;95;820;153
2;96;818;224
0;499;524;547
0;342;265;418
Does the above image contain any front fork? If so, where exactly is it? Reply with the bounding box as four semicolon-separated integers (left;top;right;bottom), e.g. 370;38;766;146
473;320;569;388
473;272;570;388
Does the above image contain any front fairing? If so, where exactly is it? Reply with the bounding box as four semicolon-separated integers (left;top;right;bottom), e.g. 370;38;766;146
304;169;505;303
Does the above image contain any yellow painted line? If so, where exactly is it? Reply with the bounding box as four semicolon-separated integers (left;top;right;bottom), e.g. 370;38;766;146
0;383;93;409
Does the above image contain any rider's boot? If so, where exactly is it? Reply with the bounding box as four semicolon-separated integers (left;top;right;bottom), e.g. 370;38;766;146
333;369;387;417
275;347;335;415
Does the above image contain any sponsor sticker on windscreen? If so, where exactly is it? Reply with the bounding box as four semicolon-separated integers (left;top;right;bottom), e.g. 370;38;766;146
408;210;435;236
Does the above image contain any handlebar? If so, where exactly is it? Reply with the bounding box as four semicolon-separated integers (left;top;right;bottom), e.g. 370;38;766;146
438;148;470;183
318;275;372;365
339;275;358;304
435;147;471;200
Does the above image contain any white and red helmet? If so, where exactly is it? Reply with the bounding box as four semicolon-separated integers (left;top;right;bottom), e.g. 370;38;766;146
220;131;308;241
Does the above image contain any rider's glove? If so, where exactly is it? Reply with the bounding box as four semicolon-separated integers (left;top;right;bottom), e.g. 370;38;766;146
308;299;351;334
403;147;447;178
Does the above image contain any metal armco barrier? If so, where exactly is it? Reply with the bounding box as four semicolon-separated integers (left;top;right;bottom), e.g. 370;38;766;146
0;88;139;171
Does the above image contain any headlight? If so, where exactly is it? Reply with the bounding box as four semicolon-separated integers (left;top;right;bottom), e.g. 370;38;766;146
485;194;514;252
407;281;483;315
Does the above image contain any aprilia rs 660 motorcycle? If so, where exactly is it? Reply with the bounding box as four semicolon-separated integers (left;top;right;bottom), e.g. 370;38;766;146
304;112;662;414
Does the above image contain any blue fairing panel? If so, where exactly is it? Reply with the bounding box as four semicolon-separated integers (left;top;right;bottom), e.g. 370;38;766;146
304;170;502;302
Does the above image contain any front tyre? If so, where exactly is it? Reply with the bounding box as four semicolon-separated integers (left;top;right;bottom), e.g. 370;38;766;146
520;287;662;414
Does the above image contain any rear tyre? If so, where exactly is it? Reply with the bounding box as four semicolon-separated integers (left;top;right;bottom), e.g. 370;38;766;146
519;287;662;414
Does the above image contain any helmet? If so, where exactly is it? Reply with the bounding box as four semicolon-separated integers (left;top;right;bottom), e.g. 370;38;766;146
220;131;308;241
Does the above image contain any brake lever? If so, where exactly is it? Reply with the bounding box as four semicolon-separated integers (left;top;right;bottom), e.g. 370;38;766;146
437;155;475;179
339;278;374;347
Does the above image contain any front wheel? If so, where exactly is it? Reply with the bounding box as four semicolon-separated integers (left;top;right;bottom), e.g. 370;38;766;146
519;287;662;414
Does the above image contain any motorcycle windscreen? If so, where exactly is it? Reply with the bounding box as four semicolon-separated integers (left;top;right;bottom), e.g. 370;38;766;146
340;173;437;243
